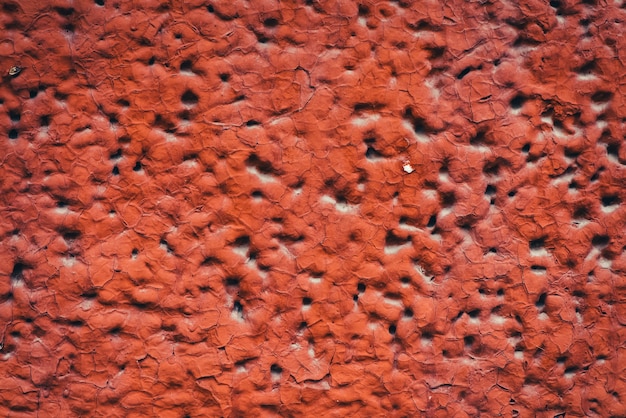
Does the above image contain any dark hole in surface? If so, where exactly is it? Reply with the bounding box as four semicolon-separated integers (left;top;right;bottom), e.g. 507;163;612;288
29;89;38;98
468;309;480;318
365;146;383;159
403;107;429;135
2;2;19;12
8;129;18;139
63;230;80;241
592;235;609;248
530;237;545;249
95;0;104;5
225;277;240;287
55;91;69;101
302;297;312;306
470;130;486;146
385;230;410;246
464;335;475;347
160;239;173;253
133;161;142;171
578;60;596;74
440;191;456;207
270;363;283;374
388;324;397;335
233;235;250;247
601;195;618;206
484;159;507;175
247;153;276;174
606;143;619;158
55;6;75;16
9;110;20;122
110;148;122;159
181;90;199;105
404;308;413;318
207;4;214;13
180;60;192;72
427;215;437;228
573;205;589;219
233;300;243;314
148;56;155;65
456;66;474;79
219;73;230;82
591;91;612;103
112;166;119;175
10;263;25;282
354;103;385;112
510;95;526;109
246;120;260;127
263;17;279;27
536;293;547;309
357;283;366;293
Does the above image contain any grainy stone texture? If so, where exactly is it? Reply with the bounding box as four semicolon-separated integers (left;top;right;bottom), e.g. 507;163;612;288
1;0;626;416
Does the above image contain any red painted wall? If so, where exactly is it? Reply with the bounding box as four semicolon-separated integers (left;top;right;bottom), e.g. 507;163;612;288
1;0;625;416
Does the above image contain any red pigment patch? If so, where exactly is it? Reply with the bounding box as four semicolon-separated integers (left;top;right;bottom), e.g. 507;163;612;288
1;0;626;416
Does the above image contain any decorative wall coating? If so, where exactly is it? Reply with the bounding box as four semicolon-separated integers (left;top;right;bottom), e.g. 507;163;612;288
1;0;626;416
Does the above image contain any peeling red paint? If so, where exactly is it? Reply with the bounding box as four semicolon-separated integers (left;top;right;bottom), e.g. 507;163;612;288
1;0;626;416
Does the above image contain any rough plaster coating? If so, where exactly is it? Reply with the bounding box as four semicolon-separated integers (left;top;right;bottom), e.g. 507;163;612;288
1;0;626;416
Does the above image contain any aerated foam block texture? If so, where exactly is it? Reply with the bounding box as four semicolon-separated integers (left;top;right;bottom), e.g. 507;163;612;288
1;0;626;416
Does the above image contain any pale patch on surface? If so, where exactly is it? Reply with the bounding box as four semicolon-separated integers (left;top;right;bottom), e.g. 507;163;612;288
319;195;358;214
530;248;549;257
403;120;429;143
351;113;380;127
384;241;412;255
383;296;403;308
54;207;71;215
490;314;506;325
62;256;76;267
247;166;276;184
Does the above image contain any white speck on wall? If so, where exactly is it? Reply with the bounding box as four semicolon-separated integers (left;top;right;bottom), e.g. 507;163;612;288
403;162;414;173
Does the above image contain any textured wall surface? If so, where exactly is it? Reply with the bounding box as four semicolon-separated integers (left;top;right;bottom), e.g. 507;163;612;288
1;0;626;416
